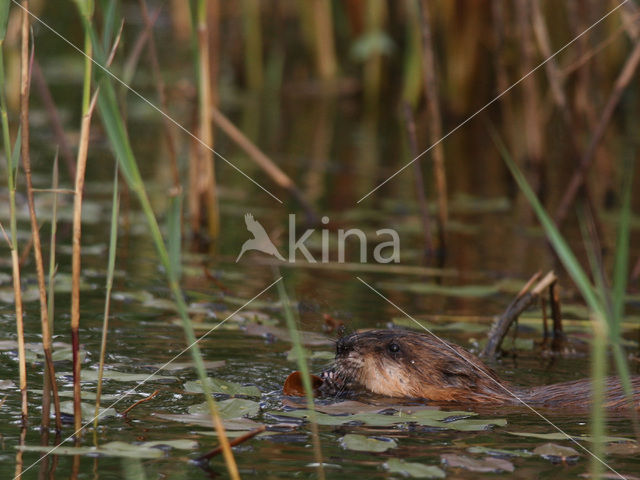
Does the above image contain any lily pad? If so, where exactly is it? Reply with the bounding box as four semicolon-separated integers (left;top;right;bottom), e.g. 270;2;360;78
184;377;261;397
59;401;117;422
141;360;225;372
384;458;446;478
467;446;532;458
153;412;263;430
286;348;334;362
188;398;260;418
339;434;397;452
269;409;503;431
58;369;178;384
0;379;16;389
17;439;195;459
507;431;635;443
441;453;514;473
533;443;580;462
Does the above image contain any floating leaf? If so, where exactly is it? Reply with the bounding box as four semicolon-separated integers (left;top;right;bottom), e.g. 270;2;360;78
507;431;635;443
286;349;334;362
17;439;195;459
184;377;260;397
141;360;225;372
283;371;323;396
269;409;502;431
339;434;397;452
467;446;532;458
188;398;260;418
59;401;117;422
153;412;263;430
58;369;178;384
441;453;514;473
243;324;332;346
0;379;15;389
384;458;446;478
533;443;580;462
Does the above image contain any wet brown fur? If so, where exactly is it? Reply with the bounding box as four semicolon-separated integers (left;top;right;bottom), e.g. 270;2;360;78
328;329;640;409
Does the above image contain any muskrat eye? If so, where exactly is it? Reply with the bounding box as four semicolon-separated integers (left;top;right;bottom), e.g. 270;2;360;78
387;342;400;354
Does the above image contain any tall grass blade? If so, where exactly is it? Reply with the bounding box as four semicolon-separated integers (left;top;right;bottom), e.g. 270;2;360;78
84;9;238;477
94;163;119;430
275;272;325;480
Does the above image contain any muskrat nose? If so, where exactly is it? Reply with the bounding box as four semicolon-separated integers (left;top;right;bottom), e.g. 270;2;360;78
336;337;352;357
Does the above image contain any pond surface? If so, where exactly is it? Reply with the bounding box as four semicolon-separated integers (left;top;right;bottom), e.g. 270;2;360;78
1;3;640;480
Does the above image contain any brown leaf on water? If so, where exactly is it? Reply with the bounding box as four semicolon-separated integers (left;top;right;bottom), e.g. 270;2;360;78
282;371;323;396
441;453;514;473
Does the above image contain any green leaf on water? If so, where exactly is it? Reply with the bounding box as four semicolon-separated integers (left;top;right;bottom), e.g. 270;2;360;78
339;434;397;452
58;369;178;384
59;401;117;422
507;431;635;443
441;453;514;473
384;458;446;478
467;446;532;458
269;409;502;431
184;377;261;397
153;412;263;430
17;439;196;459
533;443;580;461
188;398;260;418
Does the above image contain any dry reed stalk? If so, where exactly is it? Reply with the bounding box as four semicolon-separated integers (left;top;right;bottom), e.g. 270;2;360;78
242;0;263;89
191;0;219;242
363;0;385;107
19;0;61;432
555;37;640;226
481;271;557;358
311;0;337;79
418;0;447;252
31;61;75;179
402;102;433;256
515;0;544;197
0;224;27;422
138;0;180;189
210;107;318;221
71;93;99;436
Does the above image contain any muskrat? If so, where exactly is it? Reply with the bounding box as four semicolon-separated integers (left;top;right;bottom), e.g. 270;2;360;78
320;329;640;409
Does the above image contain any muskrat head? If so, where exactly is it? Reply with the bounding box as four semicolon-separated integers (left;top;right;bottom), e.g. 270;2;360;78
321;329;512;403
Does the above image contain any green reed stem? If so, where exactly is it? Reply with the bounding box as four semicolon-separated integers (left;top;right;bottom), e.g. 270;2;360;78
590;318;606;479
81;10;238;477
94;164;119;430
490;125;638;432
47;154;59;330
275;273;325;480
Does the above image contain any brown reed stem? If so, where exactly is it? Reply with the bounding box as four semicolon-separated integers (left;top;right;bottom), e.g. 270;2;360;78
555;38;640;226
310;0;337;79
402;102;433;256
210;106;318;222
197;425;266;462
481;271;557;358
138;0;180;190
19;0;61;432
191;0;219;242
418;0;447;252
